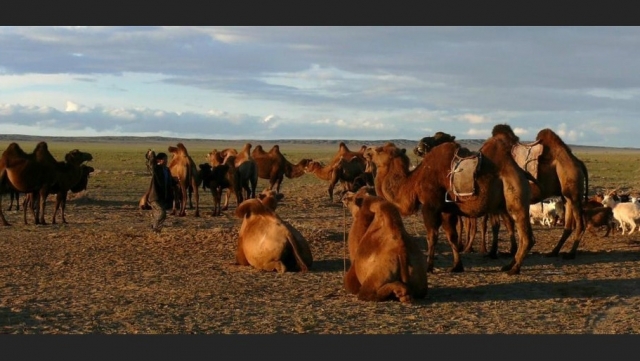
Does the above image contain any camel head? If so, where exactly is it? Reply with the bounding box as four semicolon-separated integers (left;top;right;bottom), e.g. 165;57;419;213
65;149;93;165
304;160;323;173
258;189;284;211
413;132;456;157
341;186;376;216
367;143;408;170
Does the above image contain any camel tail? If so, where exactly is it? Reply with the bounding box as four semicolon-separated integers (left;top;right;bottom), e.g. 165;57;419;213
397;252;410;285
286;235;310;273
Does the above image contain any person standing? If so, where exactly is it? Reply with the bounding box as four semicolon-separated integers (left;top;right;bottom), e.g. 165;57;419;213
146;152;175;234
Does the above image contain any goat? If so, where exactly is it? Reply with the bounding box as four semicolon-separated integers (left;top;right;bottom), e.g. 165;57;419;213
602;191;640;235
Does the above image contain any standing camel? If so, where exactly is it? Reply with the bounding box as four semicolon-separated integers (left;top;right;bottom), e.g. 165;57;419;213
491;124;589;259
0;142;62;226
367;136;535;275
251;145;311;193
167;143;200;217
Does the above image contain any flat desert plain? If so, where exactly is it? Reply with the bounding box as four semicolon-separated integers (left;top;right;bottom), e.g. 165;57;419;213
1;136;640;334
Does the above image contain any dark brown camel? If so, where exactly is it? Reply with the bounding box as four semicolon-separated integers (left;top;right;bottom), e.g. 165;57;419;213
207;149;244;212
304;158;366;202
23;164;95;225
491;124;589;259
251;144;311;193
167;143;200;217
0;142;64;226
367;137;535;275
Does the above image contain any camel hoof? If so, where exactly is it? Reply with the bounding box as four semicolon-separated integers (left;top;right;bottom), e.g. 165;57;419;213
448;265;464;273
500;264;512;272
506;268;520;275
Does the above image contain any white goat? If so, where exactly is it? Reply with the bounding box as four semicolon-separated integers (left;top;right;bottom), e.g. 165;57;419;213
602;194;640;234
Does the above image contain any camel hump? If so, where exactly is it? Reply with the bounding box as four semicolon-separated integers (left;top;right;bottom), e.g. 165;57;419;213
3;142;27;158
270;144;280;154
168;146;179;154
491;123;519;142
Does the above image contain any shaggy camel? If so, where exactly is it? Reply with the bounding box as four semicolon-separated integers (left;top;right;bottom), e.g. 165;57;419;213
234;189;313;273
23;164;95;225
221;143;258;200
305;157;366;202
251;145;311;193
0;142;68;226
167;143;200;217
492;124;589;259
367;138;535;275
341;187;428;303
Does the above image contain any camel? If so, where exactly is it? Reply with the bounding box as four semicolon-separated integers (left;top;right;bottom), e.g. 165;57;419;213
305;157;366;202
341;187;428;303
367;137;535;275
0;172;20;211
167;143;200;217
234;189;313;273
491;124;589;259
145;149;156;175
207;149;247;211
0;141;67;226
251;144;311;193
23;164;95;225
201;158;242;216
221;143;258;200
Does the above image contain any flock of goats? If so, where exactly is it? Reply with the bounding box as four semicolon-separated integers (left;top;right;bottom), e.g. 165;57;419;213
1;123;639;303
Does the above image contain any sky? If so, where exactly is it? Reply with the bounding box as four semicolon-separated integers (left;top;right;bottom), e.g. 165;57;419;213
1;26;640;148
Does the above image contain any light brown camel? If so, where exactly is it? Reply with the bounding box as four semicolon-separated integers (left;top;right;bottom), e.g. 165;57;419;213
234;189;313;273
251;144;311;193
341;187;428;303
0;141;64;226
167;143;200;217
491;124;589;259
367;137;535;275
304;157;366;202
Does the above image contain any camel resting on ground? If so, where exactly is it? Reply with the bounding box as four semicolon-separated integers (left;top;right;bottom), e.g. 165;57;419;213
341;186;428;303
234;189;313;273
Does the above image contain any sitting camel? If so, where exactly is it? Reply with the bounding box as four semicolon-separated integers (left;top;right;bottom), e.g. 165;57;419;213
251;144;311;193
167;143;200;217
341;186;428;303
0;141;66;226
234;189;313;273
367;137;535;275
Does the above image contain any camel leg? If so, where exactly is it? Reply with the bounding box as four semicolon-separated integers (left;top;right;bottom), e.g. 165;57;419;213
37;188;48;225
421;206;442;273
344;263;361;295
462;217;478;253
235;244;250;266
221;190;230;211
357;279;411;303
263;261;287;274
441;212;464;272
487;213;501;259
479;214;489;255
501;212;534;275
502;213;518;256
0;193;10;226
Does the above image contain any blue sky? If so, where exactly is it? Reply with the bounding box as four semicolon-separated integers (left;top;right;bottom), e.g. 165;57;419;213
1;26;639;147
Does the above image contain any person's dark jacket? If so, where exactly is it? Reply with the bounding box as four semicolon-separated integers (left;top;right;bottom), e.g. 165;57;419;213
147;163;175;208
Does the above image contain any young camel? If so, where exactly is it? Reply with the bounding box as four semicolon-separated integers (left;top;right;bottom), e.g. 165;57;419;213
367;138;535;275
341;187;428;303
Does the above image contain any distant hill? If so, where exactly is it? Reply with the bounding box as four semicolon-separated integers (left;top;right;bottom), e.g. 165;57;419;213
0;134;636;153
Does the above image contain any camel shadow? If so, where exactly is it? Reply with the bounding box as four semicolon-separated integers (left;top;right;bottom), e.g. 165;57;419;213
429;277;640;303
313;258;350;272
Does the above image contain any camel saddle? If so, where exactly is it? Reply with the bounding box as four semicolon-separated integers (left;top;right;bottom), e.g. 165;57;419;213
511;141;543;179
447;149;482;201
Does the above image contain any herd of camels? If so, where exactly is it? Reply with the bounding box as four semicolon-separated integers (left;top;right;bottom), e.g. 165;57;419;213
0;123;612;303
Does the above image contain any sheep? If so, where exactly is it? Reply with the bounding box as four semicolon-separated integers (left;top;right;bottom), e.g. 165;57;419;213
602;192;640;235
